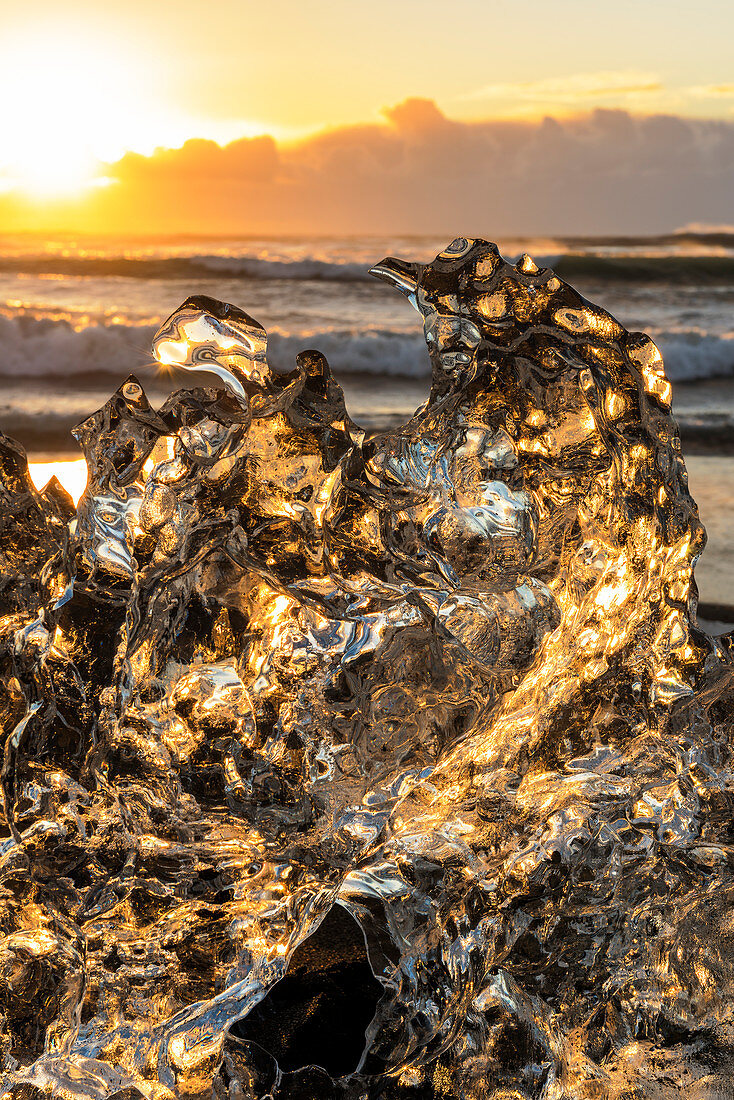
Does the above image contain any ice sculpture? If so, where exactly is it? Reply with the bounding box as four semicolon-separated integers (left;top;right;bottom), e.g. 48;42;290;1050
2;239;734;1099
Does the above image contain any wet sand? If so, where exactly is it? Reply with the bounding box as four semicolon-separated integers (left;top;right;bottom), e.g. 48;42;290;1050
686;456;734;615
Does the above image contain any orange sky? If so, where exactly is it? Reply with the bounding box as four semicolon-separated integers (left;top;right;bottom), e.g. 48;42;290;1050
1;0;733;233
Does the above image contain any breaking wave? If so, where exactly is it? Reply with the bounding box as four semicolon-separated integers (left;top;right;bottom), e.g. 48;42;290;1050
0;312;429;379
0;311;732;383
659;331;734;381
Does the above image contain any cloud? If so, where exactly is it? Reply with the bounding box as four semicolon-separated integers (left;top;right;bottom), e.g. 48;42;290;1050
460;71;664;104
113;135;280;183
690;84;734;98
3;98;734;236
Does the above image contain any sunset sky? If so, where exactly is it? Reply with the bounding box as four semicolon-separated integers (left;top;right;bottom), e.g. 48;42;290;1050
1;0;733;235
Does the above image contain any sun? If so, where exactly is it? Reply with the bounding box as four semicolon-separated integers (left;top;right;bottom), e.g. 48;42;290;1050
0;20;278;207
0;26;163;199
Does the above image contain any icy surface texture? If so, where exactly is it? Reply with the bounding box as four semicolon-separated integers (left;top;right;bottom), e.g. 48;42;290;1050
2;239;734;1099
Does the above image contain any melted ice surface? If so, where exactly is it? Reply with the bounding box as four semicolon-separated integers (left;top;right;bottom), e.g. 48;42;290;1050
1;240;733;1099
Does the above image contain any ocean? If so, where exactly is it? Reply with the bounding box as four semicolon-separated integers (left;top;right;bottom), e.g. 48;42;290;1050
5;229;734;613
2;230;734;450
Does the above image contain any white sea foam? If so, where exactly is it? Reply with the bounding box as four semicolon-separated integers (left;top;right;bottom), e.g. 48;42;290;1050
0;314;158;378
0;313;430;379
0;309;732;385
656;332;734;382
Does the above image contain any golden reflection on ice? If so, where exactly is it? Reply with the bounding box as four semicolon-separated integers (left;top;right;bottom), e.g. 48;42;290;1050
2;239;733;1100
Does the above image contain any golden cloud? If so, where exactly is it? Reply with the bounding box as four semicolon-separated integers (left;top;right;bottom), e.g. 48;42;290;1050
2;99;734;237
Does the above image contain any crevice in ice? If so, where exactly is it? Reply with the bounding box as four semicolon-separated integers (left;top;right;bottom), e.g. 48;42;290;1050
232;905;381;1077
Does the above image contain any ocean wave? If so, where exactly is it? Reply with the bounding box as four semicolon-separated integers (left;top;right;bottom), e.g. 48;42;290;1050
3;249;734;285
555;254;734;284
0;254;374;283
0;314;159;379
669;228;734;248
654;332;734;382
562;229;734;251
0;313;430;379
0;312;732;385
268;330;428;376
